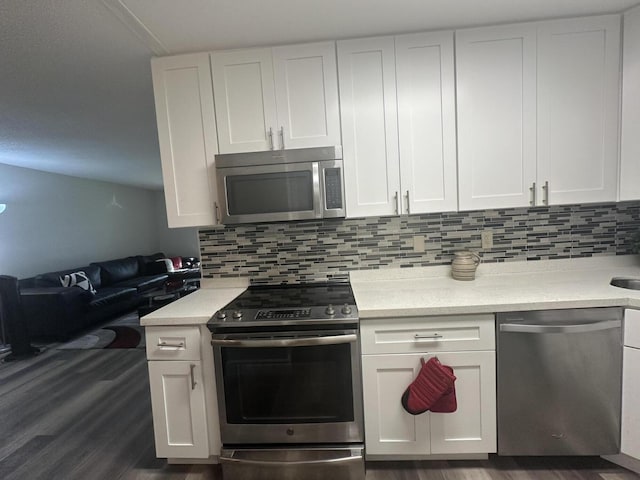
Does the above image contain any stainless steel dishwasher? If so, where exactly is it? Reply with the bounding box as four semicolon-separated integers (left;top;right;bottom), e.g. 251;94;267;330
497;307;622;456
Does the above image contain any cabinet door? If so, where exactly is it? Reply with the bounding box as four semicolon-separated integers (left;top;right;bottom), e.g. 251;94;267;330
537;15;621;205
456;25;537;210
211;48;278;153
622;346;640;460
361;354;430;455
338;37;401;218
429;351;497;455
148;361;209;458
396;31;458;214
620;6;640;201
151;53;218;227
272;42;341;150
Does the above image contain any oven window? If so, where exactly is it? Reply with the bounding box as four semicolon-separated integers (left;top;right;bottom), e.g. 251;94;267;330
226;171;314;215
221;344;354;424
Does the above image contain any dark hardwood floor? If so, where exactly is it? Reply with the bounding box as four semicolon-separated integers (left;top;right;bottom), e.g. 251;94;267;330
0;347;638;480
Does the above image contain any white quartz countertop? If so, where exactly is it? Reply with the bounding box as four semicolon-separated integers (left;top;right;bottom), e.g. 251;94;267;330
350;255;640;318
140;286;246;326
141;256;640;326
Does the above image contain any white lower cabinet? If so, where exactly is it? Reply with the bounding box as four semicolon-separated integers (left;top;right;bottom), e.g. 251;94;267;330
361;315;497;459
622;347;640;460
148;360;209;458
362;351;496;457
146;324;220;461
622;309;640;460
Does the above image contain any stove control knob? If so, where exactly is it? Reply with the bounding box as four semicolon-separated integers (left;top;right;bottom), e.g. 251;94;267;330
341;304;352;315
325;304;335;316
216;311;227;320
232;310;243;319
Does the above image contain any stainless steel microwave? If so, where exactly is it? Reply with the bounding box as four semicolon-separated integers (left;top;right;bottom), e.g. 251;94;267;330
215;146;345;224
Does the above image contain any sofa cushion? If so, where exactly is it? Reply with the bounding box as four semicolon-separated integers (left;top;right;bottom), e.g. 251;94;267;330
136;252;165;275
92;257;140;286
111;274;168;293
35;265;102;289
88;287;137;309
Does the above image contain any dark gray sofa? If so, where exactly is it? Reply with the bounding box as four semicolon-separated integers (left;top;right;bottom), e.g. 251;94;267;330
18;253;169;341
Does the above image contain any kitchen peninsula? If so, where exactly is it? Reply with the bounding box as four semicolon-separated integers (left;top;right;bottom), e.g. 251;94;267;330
141;255;640;472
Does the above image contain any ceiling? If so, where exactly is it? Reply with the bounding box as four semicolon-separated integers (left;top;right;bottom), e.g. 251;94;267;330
1;0;639;190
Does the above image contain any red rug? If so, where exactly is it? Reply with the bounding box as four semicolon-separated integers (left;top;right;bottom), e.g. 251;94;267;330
103;326;142;349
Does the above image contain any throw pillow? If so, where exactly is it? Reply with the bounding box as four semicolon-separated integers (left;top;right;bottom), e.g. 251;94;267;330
170;256;182;270
60;271;97;295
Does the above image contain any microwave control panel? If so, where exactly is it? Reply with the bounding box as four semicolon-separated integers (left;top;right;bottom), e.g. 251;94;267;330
324;168;343;210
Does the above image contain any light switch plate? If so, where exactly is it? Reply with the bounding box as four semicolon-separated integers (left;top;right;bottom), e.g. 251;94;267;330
413;236;425;253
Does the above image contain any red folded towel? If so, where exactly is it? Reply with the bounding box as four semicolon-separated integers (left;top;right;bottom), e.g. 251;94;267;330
401;357;457;415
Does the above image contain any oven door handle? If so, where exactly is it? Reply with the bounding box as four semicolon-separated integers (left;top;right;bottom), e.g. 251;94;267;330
211;334;357;348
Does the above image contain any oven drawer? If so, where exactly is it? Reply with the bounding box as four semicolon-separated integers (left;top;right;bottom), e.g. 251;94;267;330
220;446;364;480
146;326;200;360
360;314;495;354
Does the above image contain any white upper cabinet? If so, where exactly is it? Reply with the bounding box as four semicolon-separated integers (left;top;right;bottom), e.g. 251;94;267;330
457;15;621;211
620;6;640;201
211;48;278;153
537;16;621;205
456;24;537;211
151;53;219;228
272;42;341;150
338;36;400;218
396;31;458;214
338;32;458;218
212;42;340;153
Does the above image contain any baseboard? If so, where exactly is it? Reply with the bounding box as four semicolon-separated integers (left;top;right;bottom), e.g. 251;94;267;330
167;456;219;464
602;453;640;474
366;453;488;461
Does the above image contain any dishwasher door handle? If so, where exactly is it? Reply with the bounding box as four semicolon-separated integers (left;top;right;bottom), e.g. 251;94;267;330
499;319;620;334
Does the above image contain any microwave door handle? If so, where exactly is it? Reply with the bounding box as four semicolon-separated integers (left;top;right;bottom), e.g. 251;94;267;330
211;334;357;348
312;162;322;218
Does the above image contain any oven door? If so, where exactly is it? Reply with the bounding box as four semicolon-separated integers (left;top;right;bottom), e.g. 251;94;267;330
211;329;363;445
217;162;321;224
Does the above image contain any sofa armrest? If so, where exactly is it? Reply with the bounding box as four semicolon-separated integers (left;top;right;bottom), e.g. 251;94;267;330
21;287;92;340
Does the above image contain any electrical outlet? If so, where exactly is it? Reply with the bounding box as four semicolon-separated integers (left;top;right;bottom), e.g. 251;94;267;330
481;230;493;249
413;236;425;253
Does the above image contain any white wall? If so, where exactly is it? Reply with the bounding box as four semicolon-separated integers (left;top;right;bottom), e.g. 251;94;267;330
0;164;161;278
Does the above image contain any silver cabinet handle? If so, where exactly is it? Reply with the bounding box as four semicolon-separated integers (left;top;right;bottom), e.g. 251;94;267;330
414;333;443;340
530;181;536;206
500;319;620;334
214;202;221;224
211;334;357;348
405;190;410;214
542;180;549;205
268;127;274;150
394;191;399;215
158;341;185;349
190;364;197;390
279;126;285;150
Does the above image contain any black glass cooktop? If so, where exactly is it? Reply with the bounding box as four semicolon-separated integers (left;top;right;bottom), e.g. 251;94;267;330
221;282;355;310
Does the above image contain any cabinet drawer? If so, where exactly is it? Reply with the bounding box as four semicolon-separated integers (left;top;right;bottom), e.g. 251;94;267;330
146;326;201;361
625;309;640;349
361;315;495;354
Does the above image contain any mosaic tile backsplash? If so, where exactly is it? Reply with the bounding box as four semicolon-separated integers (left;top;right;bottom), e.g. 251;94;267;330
199;201;640;284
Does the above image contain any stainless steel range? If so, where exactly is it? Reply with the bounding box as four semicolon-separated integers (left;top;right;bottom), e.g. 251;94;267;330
207;283;364;480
